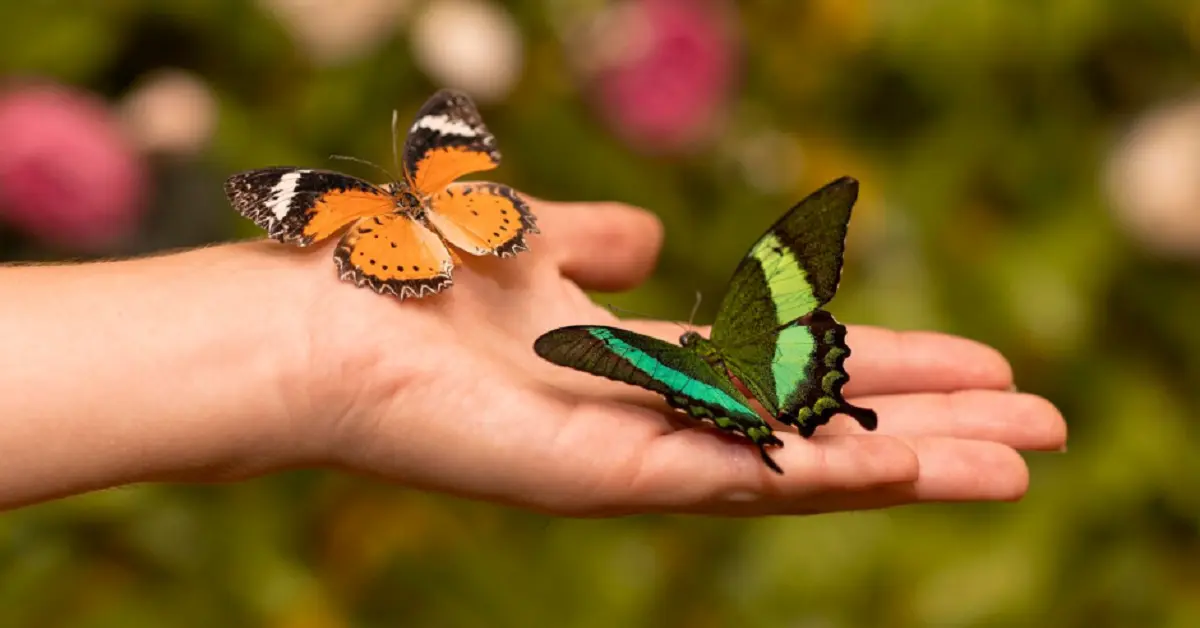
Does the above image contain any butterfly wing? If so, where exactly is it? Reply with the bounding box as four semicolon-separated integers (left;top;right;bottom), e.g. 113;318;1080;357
709;177;877;434
224;167;396;246
425;181;539;257
725;312;877;437
402;89;501;198
712;177;857;342
534;325;784;473
333;214;455;299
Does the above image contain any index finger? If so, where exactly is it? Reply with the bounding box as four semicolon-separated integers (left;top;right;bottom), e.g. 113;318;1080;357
524;197;664;293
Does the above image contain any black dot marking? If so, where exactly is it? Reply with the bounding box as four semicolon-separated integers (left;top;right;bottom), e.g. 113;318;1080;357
462;187;473;196
500;226;507;231
411;266;419;271
382;265;389;270
503;218;510;224
373;216;383;225
500;209;508;215
390;242;397;248
492;232;500;237
369;259;376;265
374;234;379;239
359;252;365;256
471;210;478;216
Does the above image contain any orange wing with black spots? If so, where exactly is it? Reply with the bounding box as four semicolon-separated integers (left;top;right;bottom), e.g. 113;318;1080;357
425;182;540;257
402;89;501;197
333;214;455;299
224;167;395;246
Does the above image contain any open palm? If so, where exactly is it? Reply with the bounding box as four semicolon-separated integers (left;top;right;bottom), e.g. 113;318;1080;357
303;197;1066;517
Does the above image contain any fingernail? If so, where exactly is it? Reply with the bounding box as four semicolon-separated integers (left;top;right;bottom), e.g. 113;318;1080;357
1008;384;1020;393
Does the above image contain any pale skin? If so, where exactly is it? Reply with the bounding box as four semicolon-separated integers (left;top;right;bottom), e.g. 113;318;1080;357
0;197;1067;515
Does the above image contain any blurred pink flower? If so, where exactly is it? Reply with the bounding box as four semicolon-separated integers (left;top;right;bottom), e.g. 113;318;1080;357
0;82;148;251
575;0;739;154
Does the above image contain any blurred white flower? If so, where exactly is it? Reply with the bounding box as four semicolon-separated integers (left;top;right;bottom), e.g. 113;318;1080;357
1107;93;1200;259
410;0;523;103
261;0;411;66
119;69;217;157
728;128;804;193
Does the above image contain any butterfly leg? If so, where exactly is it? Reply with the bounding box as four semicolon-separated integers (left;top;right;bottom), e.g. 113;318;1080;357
748;426;785;475
712;416;785;476
668;396;787;475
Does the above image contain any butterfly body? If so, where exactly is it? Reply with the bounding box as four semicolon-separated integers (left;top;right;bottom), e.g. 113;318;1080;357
534;177;877;474
224;89;538;300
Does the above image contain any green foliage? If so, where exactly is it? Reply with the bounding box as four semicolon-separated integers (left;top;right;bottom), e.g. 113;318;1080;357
3;0;1200;625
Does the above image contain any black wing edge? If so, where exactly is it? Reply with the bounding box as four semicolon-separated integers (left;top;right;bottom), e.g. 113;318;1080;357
779;310;879;438
737;176;858;257
222;167;309;243
778;175;859;308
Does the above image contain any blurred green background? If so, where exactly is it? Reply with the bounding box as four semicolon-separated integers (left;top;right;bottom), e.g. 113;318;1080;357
3;0;1200;626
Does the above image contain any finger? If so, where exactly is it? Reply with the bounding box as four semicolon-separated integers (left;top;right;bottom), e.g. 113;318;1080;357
783;438;1030;514
842;326;1014;395
899;437;1030;501
623;320;1014;396
813;390;1067;451
526;197;664;292
605;429;921;515
665;437;1028;516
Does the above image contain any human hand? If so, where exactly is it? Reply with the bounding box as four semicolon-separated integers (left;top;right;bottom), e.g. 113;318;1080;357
292;197;1067;517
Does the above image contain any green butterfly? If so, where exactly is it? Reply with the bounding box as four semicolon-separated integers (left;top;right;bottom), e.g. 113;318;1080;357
532;176;877;474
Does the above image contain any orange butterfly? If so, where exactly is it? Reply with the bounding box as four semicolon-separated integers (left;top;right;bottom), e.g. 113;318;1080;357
224;89;538;299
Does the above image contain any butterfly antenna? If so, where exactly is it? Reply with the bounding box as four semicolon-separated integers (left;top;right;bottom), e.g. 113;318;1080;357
391;109;402;180
328;154;398;187
687;290;703;330
606;303;689;334
605;303;654;319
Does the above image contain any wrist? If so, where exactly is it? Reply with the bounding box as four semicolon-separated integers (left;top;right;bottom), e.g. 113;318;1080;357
222;239;432;480
159;240;341;480
0;240;346;507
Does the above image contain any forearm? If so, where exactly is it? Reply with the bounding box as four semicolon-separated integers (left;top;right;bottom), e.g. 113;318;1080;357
0;242;322;510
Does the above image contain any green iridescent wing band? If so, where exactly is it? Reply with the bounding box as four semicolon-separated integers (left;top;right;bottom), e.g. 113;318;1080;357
533;325;784;473
710;177;878;434
771;311;877;436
